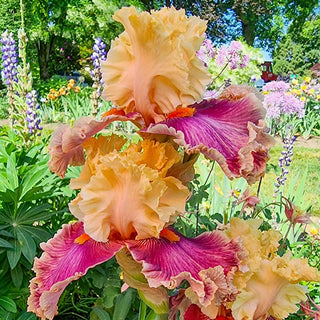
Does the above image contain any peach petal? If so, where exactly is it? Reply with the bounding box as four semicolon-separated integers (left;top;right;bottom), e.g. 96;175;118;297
102;6;211;125
69;139;189;242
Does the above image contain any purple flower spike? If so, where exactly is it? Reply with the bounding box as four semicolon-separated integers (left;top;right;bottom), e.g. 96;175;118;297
91;37;107;70
90;37;108;115
25;90;42;136
0;30;19;86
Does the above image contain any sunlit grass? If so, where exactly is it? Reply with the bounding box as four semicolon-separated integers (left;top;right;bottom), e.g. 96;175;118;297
252;144;320;215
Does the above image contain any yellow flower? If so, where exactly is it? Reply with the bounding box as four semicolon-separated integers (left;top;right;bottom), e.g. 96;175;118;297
262;91;269;95
301;84;307;91
301;96;306;102
317;95;320;100
59;87;67;95
295;89;302;96
69;136;190;242
308;88;315;95
309;225;319;236
304;76;311;83
231;259;314;320
292;79;298;86
101;6;211;125
73;86;80;93
227;218;320;320
49;88;55;93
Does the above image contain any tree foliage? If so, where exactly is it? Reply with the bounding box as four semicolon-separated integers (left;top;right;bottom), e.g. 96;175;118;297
0;0;319;80
273;13;320;76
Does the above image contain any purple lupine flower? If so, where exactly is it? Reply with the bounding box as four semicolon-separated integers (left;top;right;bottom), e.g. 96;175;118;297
91;37;107;74
0;30;19;86
26;90;42;135
90;37;108;116
274;134;295;192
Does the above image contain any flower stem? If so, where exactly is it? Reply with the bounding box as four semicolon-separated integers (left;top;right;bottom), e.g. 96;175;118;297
278;222;293;254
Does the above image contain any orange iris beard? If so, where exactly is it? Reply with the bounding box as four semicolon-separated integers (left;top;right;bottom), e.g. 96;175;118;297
167;107;196;119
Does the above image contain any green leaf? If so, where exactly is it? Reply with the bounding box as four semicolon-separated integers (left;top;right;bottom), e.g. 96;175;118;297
139;300;147;320
20;188;53;202
92;307;111;320
0;309;13;320
0;189;19;204
17;229;36;264
6;154;19;191
16;311;37;320
102;285;120;308
0;230;14;238
0;296;17;313
0;238;13;249
21;164;50;198
10;264;23;288
7;240;21;269
92;270;107;289
112;288;135;320
20;226;51;243
16;203;52;224
145;310;157;320
0;172;11;192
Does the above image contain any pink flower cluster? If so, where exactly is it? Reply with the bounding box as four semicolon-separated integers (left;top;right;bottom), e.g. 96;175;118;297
263;81;305;119
215;41;250;70
263;81;290;92
197;37;215;67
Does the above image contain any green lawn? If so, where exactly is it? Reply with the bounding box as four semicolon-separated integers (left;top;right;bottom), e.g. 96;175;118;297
251;143;320;215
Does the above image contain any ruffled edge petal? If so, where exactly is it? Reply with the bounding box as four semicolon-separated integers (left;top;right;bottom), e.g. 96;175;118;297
126;229;241;306
48;124;85;179
141;95;275;184
48;112;145;178
27;222;123;320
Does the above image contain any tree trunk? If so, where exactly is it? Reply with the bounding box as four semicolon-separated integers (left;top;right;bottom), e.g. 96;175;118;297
242;21;255;46
36;39;53;80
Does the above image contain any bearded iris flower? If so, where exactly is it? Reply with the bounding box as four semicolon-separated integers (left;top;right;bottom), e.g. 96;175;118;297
29;6;289;320
28;136;242;319
48;6;274;185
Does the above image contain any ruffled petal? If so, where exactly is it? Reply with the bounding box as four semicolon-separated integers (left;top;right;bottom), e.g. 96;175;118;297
27;222;123;320
231;260;310;320
48;124;85;179
70;135;127;189
142;92;275;184
69;138;189;242
48;112;145;178
101;6;211;125
126;228;241;305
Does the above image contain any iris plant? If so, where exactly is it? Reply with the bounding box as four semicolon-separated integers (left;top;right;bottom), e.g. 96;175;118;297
28;6;319;320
